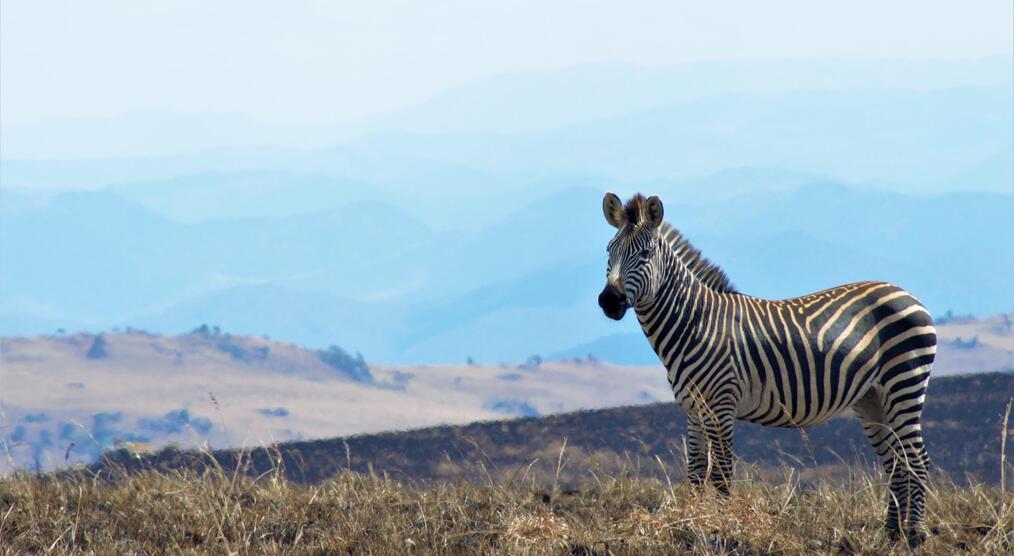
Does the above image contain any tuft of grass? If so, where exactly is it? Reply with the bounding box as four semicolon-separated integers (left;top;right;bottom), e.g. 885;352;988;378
0;457;1010;554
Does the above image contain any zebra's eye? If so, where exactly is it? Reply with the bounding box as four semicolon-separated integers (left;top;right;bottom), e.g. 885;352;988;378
639;249;651;259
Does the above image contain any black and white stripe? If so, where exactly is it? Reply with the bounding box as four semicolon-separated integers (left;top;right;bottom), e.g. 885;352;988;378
599;193;935;546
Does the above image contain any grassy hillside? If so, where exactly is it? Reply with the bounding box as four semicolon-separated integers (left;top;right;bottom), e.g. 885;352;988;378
96;373;1013;489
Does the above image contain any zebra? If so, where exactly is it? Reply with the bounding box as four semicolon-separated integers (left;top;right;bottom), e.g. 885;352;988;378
597;192;935;546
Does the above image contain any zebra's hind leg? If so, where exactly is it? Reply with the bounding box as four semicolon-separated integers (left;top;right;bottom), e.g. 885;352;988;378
853;368;932;548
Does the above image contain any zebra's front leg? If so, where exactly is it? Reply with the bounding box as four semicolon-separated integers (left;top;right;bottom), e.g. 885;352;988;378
687;409;736;496
685;415;708;488
703;409;736;496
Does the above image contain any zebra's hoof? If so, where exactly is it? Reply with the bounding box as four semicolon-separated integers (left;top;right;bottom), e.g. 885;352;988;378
905;528;928;549
885;525;928;549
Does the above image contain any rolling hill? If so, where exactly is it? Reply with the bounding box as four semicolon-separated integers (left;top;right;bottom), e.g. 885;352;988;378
0;330;671;473
2;320;1011;475
98;372;1013;487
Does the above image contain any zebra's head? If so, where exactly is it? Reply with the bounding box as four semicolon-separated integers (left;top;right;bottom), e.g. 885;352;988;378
598;192;665;320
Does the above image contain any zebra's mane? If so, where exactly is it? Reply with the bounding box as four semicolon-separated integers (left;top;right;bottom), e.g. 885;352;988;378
624;194;737;294
659;223;737;293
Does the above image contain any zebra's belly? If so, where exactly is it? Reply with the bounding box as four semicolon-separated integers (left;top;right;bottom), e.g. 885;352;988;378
736;395;855;427
734;366;878;428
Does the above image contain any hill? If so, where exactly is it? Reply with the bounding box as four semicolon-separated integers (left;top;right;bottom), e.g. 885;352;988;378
0;330;671;473
97;373;1013;487
3;325;1011;475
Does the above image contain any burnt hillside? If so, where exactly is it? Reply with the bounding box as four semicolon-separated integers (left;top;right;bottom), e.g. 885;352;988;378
98;372;1013;486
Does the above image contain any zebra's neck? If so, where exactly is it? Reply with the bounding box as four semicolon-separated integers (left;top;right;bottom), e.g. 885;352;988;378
634;246;716;370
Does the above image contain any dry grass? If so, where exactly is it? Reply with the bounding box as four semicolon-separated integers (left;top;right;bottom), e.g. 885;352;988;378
0;455;1010;555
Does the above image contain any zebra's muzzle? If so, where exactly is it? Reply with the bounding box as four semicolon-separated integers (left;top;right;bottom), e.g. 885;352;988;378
598;284;628;320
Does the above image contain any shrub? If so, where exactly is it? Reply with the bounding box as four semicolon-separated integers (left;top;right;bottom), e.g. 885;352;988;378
319;345;373;383
86;334;109;359
951;335;979;349
484;398;540;417
519;354;542;370
191;324;223;338
138;409;213;435
215;337;269;363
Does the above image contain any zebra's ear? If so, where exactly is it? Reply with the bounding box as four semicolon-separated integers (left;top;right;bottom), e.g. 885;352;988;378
645;195;664;230
603;192;626;228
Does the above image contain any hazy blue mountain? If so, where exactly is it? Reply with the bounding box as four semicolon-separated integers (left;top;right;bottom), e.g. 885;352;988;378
182;201;438;300
347;87;1013;187
943;144;1014;194
393;258;616;362
0;147;297;189
109;172;386;223
550;333;659;366
2;182;1010;363
2;158;537;232
366;57;1013;135
1;111;314;160
398;260;602;343
670;184;1014;314
5;57;1010;159
3;59;1010;365
1;191;188;322
645;167;828;203
0;191;436;325
111;170;588;232
0;188;57;221
445;186;608;284
5;85;1010;200
128;284;395;356
0;166;830;234
393;186;1010;362
680;183;1014;259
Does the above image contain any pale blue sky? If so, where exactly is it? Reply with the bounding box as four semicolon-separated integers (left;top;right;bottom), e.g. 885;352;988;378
2;0;1012;128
